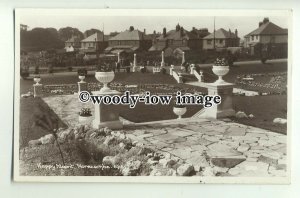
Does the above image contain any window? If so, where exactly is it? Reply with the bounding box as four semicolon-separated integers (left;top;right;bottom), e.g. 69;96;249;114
219;39;223;44
207;39;212;44
256;35;258;40
251;35;254;41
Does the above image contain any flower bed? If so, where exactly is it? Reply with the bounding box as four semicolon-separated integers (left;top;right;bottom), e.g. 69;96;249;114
31;82;207;96
235;72;287;95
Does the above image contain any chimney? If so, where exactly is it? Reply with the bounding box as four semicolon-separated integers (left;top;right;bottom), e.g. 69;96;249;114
235;29;238;37
229;29;231;35
144;28;146;34
163;27;167;37
263;17;269;24
180;27;184;37
153;30;156;35
176;23;180;31
129;26;134;31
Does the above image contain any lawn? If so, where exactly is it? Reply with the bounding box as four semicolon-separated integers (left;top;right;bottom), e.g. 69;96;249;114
120;95;287;134
120;99;202;123
19;97;67;148
232;95;287;134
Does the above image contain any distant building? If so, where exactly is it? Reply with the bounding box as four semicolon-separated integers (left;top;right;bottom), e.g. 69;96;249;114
105;26;152;54
202;28;240;50
244;18;288;56
65;36;81;50
149;24;204;56
80;32;109;53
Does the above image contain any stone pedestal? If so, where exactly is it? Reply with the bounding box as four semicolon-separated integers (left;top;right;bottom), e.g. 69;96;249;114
200;83;235;119
170;68;174;75
92;89;123;130
133;53;138;72
78;81;87;92
161;51;165;67
117;52;120;63
190;66;195;74
198;71;204;82
33;84;43;97
182;51;185;64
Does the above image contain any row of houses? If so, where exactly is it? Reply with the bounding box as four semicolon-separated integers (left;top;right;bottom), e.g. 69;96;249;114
65;18;288;57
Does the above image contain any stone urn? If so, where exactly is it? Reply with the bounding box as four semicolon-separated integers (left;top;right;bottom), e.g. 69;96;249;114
33;77;41;85
173;106;187;119
78;75;85;82
212;65;229;84
95;71;115;92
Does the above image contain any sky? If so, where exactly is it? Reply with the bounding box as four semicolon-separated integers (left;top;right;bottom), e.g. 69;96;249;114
20;15;288;38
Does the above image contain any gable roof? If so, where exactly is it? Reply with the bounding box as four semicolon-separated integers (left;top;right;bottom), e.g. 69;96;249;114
245;22;288;37
203;28;238;39
81;32;107;42
157;29;198;40
109;29;149;41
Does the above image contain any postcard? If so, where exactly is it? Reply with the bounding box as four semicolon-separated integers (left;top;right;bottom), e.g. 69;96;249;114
14;9;291;183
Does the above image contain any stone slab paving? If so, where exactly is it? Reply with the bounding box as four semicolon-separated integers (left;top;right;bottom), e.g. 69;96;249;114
43;95;287;177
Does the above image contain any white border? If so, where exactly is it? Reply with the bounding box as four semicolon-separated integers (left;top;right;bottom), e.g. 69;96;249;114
14;8;292;184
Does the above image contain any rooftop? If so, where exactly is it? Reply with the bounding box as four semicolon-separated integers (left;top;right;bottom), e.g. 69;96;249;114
245;22;288;37
203;28;238;40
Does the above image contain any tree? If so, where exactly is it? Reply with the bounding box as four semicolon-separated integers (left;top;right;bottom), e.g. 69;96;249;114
58;27;84;41
83;29;102;38
21;27;64;51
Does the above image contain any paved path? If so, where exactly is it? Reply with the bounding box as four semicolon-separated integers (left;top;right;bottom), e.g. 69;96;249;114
44;95;287;177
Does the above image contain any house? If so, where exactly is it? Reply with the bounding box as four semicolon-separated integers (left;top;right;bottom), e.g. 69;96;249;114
149;24;204;56
105;26;152;54
244;18;288;56
202;28;240;50
80;32;109;53
65;36;81;49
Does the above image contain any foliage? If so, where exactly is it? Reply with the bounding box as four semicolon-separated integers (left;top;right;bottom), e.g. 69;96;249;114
140;67;146;73
77;68;87;76
160;68;166;74
20;68;29;79
79;108;92;117
96;64;113;72
84;29;102;38
21;28;64;51
58;27;84;42
214;58;228;66
48;66;54;74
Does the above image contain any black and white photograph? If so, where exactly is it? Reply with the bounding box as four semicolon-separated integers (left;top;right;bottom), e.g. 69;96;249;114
14;9;291;183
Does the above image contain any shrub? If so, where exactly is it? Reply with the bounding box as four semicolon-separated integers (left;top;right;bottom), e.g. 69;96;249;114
67;66;73;72
79;108;92;117
160;68;166;74
77;68;87;76
96;64;112;72
20;69;29;79
48;66;53;74
126;67;130;73
34;66;39;74
140;67;146;73
261;58;267;64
